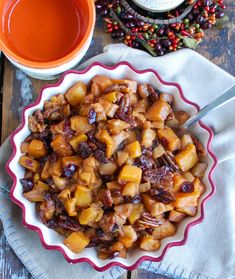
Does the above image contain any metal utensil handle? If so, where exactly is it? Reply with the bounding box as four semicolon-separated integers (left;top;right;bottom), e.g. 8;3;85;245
183;84;235;129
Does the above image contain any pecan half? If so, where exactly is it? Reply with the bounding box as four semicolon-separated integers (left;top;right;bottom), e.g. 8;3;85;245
136;212;163;229
103;83;128;94
159;151;180;172
57;215;81;232
88;108;97;124
143;166;172;184
156;190;175;204
148;85;159;102
115;95;136;126
99;189;113;207
134;155;154;170
191;135;207;157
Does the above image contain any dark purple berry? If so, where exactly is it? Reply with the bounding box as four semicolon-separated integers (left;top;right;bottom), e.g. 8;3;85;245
155;42;162;51
201;22;212;29
20;178;34;193
101;8;108;17
216;11;224;18
88;108;97;124
161;39;171;48
63;164;77;178
94;150;109;163
181;182;194;193
136;19;144;27
124;12;134;19
125;20;135;29
77;142;93;158
196;15;204;24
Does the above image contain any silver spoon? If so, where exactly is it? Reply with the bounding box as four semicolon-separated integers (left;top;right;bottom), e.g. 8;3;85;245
182;84;235;130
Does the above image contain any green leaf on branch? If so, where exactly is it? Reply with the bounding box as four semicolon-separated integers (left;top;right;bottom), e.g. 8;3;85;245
180;36;201;49
135;38;157;57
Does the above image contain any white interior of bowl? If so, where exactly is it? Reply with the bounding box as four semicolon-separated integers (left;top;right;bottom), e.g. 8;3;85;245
9;64;215;268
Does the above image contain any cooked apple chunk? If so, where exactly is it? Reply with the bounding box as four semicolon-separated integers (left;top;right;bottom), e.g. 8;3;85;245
65;82;87;107
51;135;73;157
64;232;90;253
152;221;176;239
175;143;199;171
146;100;171;121
19;156;40;173
75;185;92;208
158;127;181;152
28;139;47;158
118;165;142;184
125;141;142;159
140;235;161;251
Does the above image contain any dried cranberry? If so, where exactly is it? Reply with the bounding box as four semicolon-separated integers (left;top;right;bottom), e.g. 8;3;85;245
181;182;194;193
88;108;97;124
111;223;119;233
124;195;141;204
95;150;109;163
20;178;34;193
77;142;93;158
63;164;77;178
40;131;53;150
49;192;66;215
108;251;120;259
63;119;74;138
134;155;154;170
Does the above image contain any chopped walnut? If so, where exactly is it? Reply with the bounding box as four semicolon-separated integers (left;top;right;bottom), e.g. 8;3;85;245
28;110;46;132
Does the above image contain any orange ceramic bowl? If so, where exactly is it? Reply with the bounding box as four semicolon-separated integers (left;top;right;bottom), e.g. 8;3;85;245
0;0;95;70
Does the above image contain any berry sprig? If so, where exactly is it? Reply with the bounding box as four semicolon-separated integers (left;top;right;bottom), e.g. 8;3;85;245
95;0;226;56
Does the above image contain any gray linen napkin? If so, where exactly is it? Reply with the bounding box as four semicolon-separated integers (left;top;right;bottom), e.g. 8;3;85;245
1;44;235;279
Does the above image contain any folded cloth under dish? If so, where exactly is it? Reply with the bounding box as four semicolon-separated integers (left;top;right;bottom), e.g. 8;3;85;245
0;44;235;279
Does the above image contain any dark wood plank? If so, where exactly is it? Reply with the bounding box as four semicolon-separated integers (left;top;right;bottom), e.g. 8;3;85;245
197;0;235;75
131;269;172;279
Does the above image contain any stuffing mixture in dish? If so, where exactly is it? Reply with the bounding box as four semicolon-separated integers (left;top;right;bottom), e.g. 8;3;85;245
19;75;207;259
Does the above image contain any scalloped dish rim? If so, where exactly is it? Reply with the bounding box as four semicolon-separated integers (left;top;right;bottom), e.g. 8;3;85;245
6;61;218;271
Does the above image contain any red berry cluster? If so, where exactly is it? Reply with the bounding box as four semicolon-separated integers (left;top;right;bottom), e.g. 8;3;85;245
95;0;226;56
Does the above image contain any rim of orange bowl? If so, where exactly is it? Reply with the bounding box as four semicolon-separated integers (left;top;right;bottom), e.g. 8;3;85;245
0;0;95;69
6;62;218;271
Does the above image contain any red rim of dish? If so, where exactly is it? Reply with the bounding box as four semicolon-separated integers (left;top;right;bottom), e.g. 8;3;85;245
6;62;218;271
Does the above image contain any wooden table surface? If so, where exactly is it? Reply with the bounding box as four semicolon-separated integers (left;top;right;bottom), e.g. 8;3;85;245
0;1;234;278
